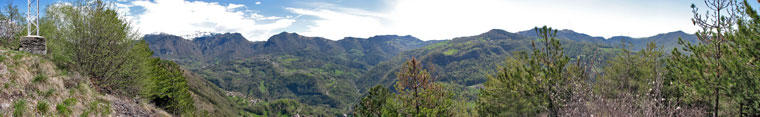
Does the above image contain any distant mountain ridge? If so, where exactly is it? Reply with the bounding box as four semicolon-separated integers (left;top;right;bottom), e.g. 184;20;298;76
143;32;442;109
142;28;698;114
518;29;700;50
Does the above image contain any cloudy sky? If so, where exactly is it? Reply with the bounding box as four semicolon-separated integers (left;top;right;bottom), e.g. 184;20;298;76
3;0;759;41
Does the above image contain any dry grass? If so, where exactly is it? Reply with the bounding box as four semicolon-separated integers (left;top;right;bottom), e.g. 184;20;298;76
0;49;164;116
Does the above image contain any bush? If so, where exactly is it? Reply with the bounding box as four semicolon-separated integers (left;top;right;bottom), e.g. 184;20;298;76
43;0;138;93
143;59;195;115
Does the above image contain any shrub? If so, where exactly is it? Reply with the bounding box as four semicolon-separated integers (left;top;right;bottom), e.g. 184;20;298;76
143;59;195;115
44;0;137;90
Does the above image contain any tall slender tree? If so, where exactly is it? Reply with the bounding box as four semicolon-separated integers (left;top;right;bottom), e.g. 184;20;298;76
394;57;452;116
690;0;740;116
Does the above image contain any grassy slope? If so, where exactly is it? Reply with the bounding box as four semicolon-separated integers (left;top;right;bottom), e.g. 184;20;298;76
0;49;169;116
0;48;241;116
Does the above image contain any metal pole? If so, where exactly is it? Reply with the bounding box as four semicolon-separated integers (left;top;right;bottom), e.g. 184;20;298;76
36;0;39;36
27;0;30;36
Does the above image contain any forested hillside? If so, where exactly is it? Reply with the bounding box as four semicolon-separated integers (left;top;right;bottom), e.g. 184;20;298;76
144;32;442;115
1;0;243;116
3;0;756;116
144;23;702;116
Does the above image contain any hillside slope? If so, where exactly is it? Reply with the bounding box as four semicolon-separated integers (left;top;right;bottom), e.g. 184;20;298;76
361;29;618;91
0;49;165;116
145;32;442;112
144;29;696;115
0;48;241;116
518;29;700;51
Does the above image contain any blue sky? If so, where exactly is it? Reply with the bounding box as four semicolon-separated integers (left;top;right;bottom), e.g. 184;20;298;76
3;0;759;41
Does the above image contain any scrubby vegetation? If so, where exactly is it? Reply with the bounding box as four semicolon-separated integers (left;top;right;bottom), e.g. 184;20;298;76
36;101;49;115
0;0;243;116
356;1;759;116
3;0;759;116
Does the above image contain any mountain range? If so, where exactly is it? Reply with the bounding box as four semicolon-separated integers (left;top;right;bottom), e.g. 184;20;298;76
143;28;699;113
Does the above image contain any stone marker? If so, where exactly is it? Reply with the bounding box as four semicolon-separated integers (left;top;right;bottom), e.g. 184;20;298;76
19;36;46;55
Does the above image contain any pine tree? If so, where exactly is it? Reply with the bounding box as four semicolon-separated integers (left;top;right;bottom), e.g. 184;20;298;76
728;1;760;115
477;26;570;117
477;55;544;116
355;85;398;116
394;57;452;116
665;0;760;116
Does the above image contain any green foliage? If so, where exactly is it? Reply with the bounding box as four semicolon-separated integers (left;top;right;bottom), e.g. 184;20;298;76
55;104;71;116
727;2;760;115
478;56;543;116
13;99;26;117
36;101;49;115
83;99;111;117
394;58;453;116
32;73;48;83
116;40;154;95
43;0;139;92
0;54;5;63
442;49;458;55
279;56;299;65
478;26;571;116
11;54;22;60
596;42;664;98
240;98;342;116
0;3;24;49
56;98;77;117
355;85;399;116
143;59;195;115
663;0;760;116
37;88;55;98
425;41;449;50
63;98;77;106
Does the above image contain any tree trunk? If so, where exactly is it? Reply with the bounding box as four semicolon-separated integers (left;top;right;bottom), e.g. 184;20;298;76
715;88;719;117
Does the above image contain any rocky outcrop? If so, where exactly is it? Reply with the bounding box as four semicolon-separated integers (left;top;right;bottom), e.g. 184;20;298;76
18;36;46;55
107;95;162;117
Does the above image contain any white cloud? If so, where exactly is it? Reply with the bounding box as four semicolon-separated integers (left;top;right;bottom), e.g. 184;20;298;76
256;2;261;5
121;0;295;41
289;0;699;40
286;7;391;40
227;3;244;9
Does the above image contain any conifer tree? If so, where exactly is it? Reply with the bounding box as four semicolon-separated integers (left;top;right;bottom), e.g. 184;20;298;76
394;57;452;116
478;26;570;117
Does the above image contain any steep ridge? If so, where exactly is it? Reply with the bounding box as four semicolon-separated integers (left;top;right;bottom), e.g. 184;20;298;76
144;29;696;114
518;29;608;44
0;46;242;116
606;31;700;50
144;32;441;112
518;29;700;51
360;29;617;91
